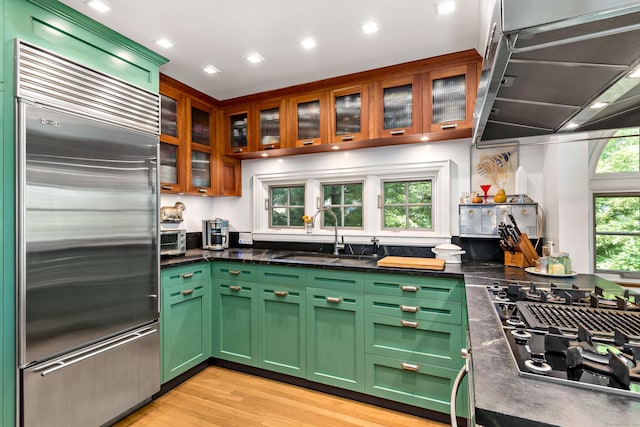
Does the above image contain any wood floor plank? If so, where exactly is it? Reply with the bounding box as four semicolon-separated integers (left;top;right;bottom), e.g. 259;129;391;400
114;367;448;427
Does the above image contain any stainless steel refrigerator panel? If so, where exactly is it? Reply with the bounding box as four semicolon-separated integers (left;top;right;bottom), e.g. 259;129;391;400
17;100;159;367
21;324;160;427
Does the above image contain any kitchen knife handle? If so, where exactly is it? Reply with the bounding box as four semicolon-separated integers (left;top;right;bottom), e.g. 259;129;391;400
509;214;522;235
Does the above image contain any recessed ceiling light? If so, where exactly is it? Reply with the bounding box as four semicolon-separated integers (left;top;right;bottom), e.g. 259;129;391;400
300;38;317;50
155;38;174;49
565;122;580;129
245;53;264;64
361;22;379;34
203;65;220;74
86;0;110;13
436;1;456;15
590;101;609;109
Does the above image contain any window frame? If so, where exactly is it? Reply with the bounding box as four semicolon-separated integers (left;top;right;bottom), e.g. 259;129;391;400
267;183;307;229
381;178;434;231
319;181;364;230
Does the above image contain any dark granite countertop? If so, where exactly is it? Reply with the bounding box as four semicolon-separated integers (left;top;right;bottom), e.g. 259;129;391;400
162;248;640;426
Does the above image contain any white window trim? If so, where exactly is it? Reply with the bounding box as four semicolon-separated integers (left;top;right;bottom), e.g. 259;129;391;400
252;160;452;246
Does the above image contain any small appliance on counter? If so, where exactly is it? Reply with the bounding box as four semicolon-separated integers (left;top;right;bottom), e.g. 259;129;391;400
203;218;229;251
160;228;186;256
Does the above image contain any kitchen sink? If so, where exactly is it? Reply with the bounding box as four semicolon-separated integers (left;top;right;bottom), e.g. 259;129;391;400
270;252;378;265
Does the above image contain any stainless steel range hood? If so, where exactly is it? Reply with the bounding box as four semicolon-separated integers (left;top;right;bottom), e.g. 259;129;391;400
473;0;640;147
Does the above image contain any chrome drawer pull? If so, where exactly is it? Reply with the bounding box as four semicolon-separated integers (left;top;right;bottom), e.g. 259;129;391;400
263;144;275;150
326;297;342;304
161;184;173;190
180;272;194;279
229;285;242;291
181;289;194;296
233;148;243;153
229;270;241;275
390;129;405;135
274;291;288;297
400;305;419;313
440;123;458;130
197;188;207;193
401;320;419;328
340;135;354;141
302;139;314;145
401;362;420;372
400;285;419;292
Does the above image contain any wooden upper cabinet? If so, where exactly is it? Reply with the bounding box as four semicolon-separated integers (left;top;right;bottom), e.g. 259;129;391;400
329;85;369;144
159;84;187;193
289;91;328;147
372;74;422;138
187;98;216;195
424;62;477;133
254;98;286;151
224;106;251;155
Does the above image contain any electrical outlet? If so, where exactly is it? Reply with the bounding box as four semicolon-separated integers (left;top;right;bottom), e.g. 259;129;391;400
238;232;253;245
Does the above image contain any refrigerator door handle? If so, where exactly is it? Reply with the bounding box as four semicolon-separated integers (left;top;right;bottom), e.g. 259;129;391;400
38;327;157;376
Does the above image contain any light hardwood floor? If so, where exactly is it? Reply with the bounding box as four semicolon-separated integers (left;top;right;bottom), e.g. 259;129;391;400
114;367;449;427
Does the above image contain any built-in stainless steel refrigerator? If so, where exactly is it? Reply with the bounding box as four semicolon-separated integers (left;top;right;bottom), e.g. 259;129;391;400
15;41;160;426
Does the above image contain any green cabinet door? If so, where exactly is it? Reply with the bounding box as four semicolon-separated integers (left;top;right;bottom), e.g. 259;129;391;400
212;280;258;366
257;283;306;377
161;263;212;383
306;287;364;392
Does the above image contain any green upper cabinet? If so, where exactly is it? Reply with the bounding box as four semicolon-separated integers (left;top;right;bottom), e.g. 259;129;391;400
161;263;212;383
4;0;168;93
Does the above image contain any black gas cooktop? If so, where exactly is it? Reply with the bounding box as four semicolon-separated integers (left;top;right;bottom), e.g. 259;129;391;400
488;280;640;398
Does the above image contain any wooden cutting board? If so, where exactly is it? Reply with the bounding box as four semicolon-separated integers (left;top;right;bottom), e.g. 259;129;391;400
376;256;446;270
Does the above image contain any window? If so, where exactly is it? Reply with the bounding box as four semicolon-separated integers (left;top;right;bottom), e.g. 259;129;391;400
591;128;640;274
321;183;363;228
382;180;432;229
270;185;305;228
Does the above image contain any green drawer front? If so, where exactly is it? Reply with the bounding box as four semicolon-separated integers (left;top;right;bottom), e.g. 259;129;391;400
365;353;467;417
364;273;463;303
307;268;364;292
258;265;308;286
213;261;257;282
258;284;306;377
365;313;464;369
364;294;462;325
162;263;210;288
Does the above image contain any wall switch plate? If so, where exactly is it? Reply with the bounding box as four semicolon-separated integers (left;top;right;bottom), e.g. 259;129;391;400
238;232;253;245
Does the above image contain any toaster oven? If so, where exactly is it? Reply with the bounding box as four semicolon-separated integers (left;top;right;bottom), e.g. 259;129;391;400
160;229;186;256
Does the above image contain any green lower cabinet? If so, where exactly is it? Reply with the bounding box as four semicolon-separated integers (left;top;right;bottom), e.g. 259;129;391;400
257;283;306;377
364;312;464;369
212;280;258;366
365;353;467;417
306;287;364;392
161;263;212;383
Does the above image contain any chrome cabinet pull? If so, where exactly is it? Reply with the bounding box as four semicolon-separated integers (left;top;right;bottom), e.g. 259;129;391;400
390;129;406;136
263;144;275;150
229;285;242;291
440;123;458;130
400;305;419;313
401;320;419;328
229;270;241;275
161;184;173;190
274;291;288;297
197;188;207;193
340;135;354;141
181;289;194;296
180;272;194;279
302;139;314;145
401;362;420;372
326;297;342;304
400;285;419;292
233;148;243;153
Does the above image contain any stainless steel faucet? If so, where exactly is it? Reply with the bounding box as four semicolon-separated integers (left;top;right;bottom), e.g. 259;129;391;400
311;207;344;255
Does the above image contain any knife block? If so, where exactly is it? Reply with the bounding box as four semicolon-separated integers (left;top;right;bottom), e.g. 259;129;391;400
503;233;539;268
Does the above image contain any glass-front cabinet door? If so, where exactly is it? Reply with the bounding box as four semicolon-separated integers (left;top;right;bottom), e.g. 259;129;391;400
254;99;285;151
373;75;422;138
424;63;476;133
330;85;369;144
225;107;251;155
159;86;186;193
290;92;328;147
187;98;215;195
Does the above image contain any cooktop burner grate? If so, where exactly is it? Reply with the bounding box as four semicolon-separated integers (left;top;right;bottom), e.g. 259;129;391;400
516;301;640;338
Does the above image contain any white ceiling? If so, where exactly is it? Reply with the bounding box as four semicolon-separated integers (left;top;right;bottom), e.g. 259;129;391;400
59;0;482;101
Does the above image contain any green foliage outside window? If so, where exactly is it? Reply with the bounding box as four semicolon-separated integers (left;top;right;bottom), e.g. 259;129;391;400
321;183;363;227
383;180;432;229
270;186;305;227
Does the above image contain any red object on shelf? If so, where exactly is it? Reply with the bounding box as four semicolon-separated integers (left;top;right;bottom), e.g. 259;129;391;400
480;184;491;202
